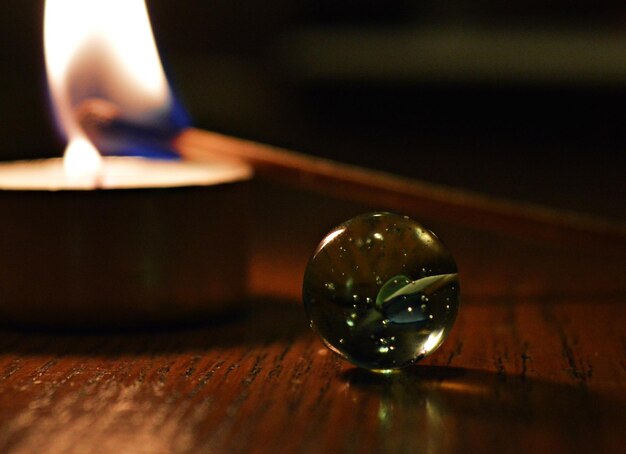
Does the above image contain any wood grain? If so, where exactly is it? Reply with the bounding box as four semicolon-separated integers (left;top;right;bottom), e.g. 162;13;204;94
0;298;623;454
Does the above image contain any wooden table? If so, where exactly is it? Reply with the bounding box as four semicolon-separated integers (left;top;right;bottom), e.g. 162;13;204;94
0;176;624;453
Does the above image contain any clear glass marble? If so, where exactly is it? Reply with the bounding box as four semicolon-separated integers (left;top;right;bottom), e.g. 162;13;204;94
303;212;460;372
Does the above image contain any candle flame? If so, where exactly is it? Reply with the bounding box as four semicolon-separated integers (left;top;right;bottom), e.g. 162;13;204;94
63;137;102;179
44;0;173;181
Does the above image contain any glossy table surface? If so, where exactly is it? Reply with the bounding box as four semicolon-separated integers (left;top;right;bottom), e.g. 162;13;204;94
0;182;624;454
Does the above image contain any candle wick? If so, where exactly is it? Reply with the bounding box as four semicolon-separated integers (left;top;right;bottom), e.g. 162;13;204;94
93;167;105;189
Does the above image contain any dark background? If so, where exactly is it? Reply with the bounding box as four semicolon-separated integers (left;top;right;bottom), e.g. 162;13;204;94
1;1;625;220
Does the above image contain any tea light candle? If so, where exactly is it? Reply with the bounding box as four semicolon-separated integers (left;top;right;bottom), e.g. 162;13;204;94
0;156;252;328
2;0;254;328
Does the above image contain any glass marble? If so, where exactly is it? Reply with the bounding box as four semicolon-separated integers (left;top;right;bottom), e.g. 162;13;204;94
302;212;460;372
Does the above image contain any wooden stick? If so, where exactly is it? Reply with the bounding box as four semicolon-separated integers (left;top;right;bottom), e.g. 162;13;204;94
176;128;626;253
75;100;625;252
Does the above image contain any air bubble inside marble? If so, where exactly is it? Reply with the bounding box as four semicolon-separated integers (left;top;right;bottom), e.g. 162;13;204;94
303;212;460;372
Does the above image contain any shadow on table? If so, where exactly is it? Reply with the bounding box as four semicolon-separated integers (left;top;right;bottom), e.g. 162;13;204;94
0;297;309;356
341;366;625;453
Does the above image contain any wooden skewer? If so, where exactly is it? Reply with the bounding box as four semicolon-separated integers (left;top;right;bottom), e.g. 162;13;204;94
176;128;626;252
78;99;626;253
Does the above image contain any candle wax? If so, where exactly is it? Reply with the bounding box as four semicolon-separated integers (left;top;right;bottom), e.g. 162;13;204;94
0;157;252;191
